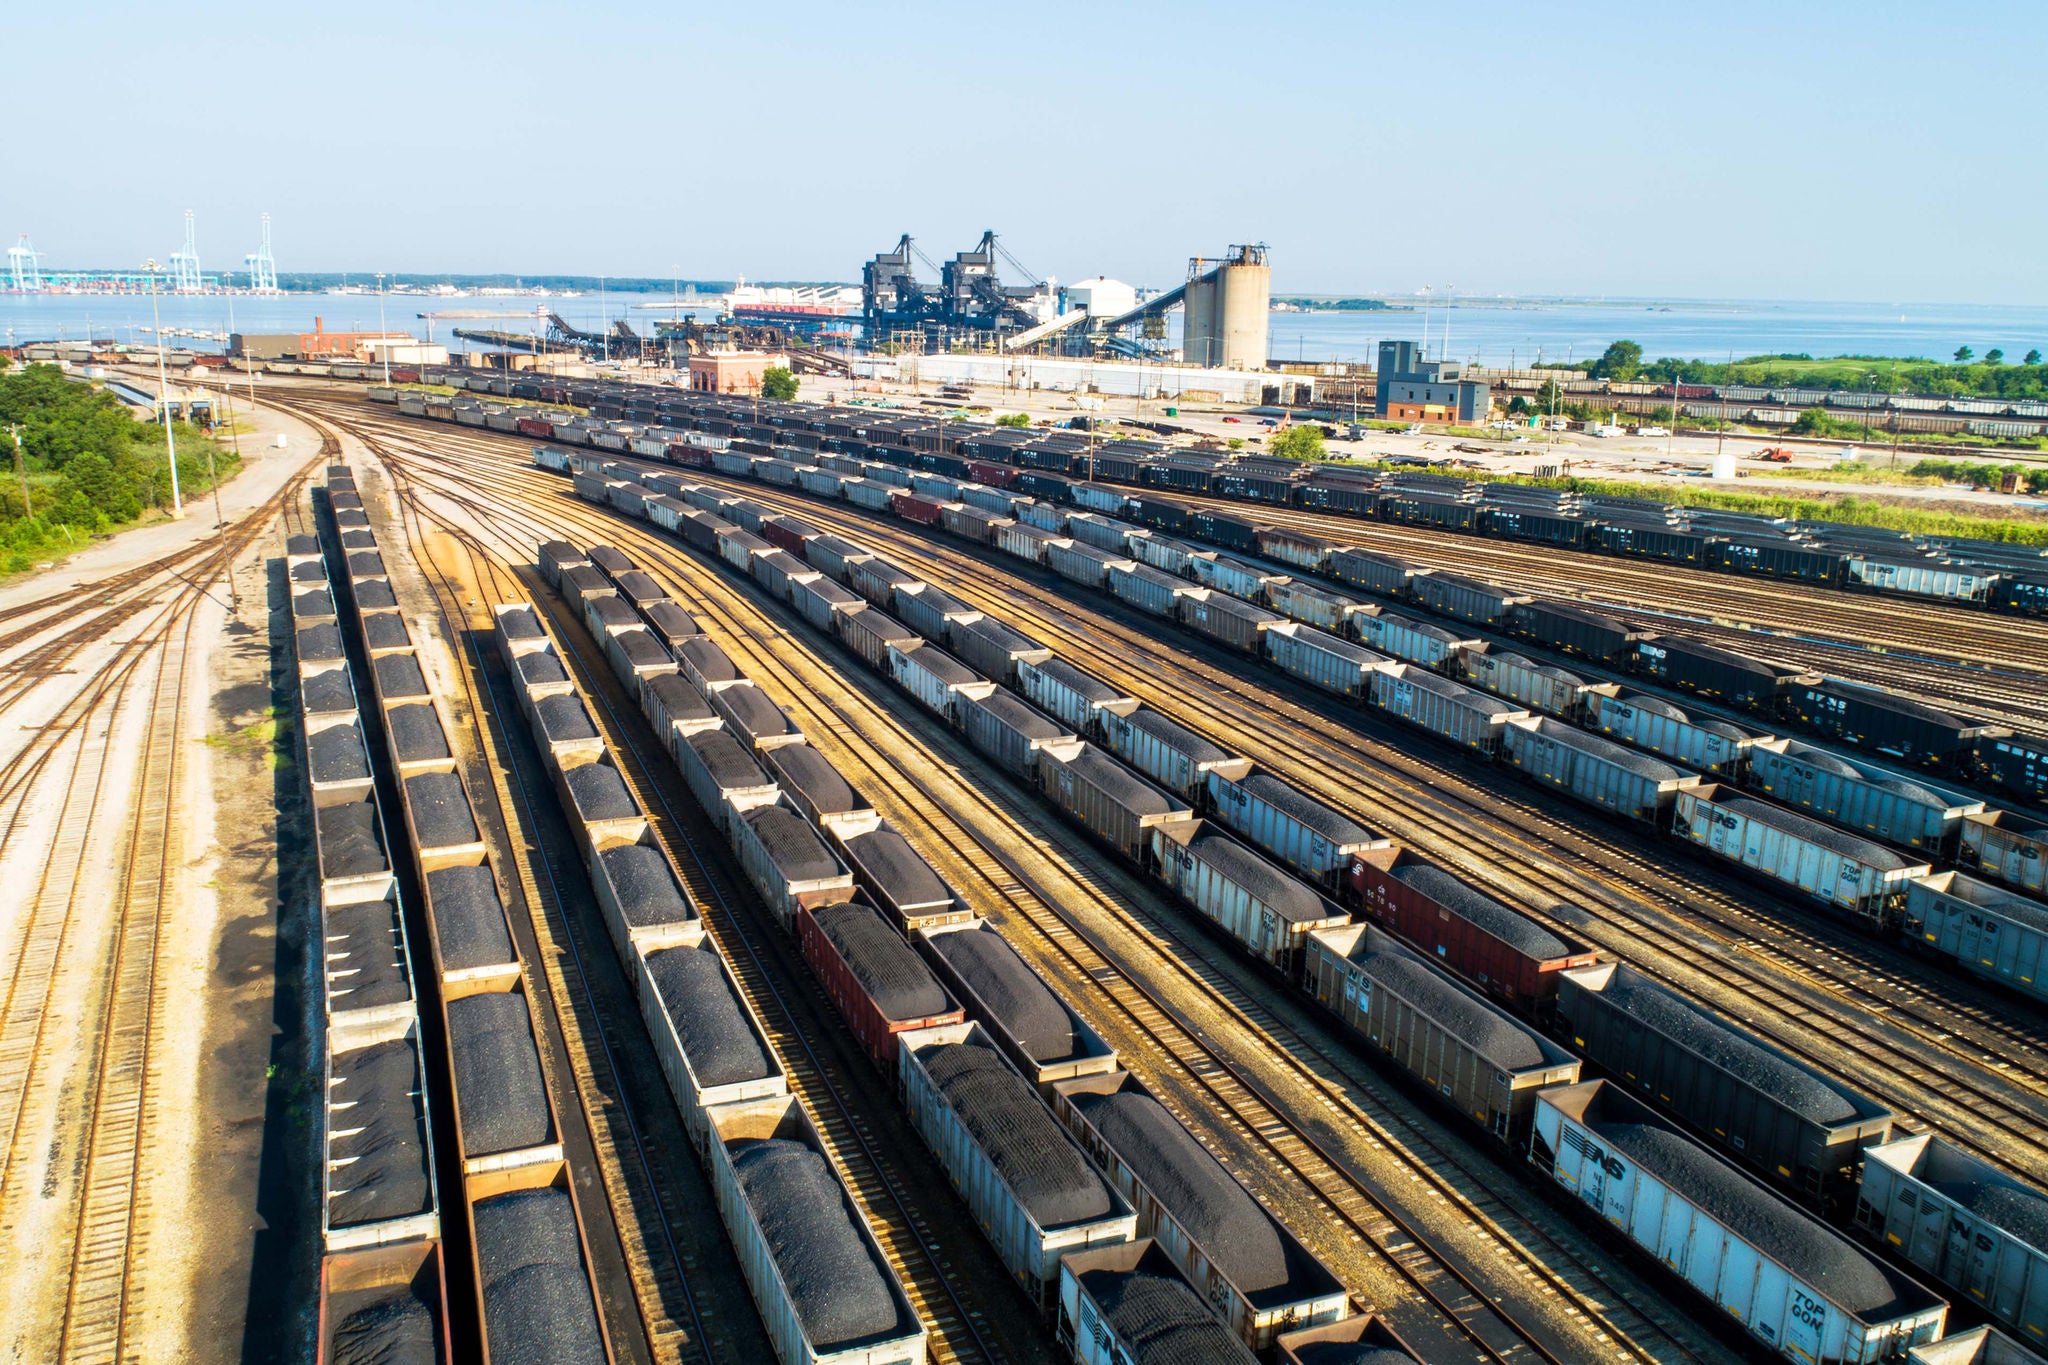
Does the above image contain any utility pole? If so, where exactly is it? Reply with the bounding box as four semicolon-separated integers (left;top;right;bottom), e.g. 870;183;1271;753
9;423;30;519
143;259;184;518
376;272;392;385
210;378;241;610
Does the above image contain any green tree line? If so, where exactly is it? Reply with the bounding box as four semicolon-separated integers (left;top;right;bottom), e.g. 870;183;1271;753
1539;339;2048;401
0;363;240;573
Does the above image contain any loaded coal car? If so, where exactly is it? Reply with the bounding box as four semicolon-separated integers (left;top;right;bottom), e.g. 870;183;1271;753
1584;688;1766;777
1856;1132;2046;1343
1276;1316;1421;1364
1787;678;2006;771
1344;848;1597;1013
700;1094;928;1365
1590;517;1719;566
1057;1240;1261;1365
1380;490;1482;532
1959;811;2048;898
316;1240;449;1365
915;919;1119;1091
1265;623;1387;700
1534;1081;1945;1364
1976;731;2048;803
1501;716;1698;827
1035;740;1192;864
1509;599;1648;662
1555;962;1894;1206
1460;646;1591;721
1305;922;1579;1142
1189;508;1258;552
898;1022;1137;1310
1632;634;1810;714
1204;769;1386;889
1906;871;2048;1007
1051;1072;1352;1352
1411;572;1530;627
465;1163;611;1365
1746;739;1983;854
1671;784;1932;925
1485;504;1592;549
1150;818;1348;975
1328;546;1428;600
799;897;963;1077
1713;535;1850;586
636;938;787;1146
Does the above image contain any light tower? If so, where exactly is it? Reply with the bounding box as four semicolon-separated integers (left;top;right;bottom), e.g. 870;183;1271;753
6;236;41;292
244;214;278;293
169;210;203;293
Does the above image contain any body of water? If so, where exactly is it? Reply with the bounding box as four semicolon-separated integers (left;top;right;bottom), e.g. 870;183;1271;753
5;289;2045;372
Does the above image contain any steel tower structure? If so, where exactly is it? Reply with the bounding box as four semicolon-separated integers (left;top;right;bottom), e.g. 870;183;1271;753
169;210;203;292
243;214;278;293
7;235;42;292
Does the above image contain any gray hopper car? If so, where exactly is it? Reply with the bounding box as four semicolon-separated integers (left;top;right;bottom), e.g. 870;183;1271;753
1906;871;2048;1007
916;920;1119;1091
1748;739;1985;854
1556;961;1893;1202
1151;819;1348;973
1501;716;1698;826
1056;1240;1259;1365
731;803;857;931
635;939;787;1150
1035;741;1193;863
1960;812;2048;898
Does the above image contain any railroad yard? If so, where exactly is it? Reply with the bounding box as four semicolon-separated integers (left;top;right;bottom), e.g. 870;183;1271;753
7;365;2048;1365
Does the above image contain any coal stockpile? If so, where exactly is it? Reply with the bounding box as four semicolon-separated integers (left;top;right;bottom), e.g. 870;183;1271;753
327;1284;438;1365
327;1039;431;1227
562;762;637;824
386;704;450;763
918;1042;1111;1227
446;993;553;1156
471;1187;606;1365
355;581;399;611
745;806;840;881
765;745;862;819
317;803;387;879
815;903;950;1021
423;865;515;971
1078;1267;1254;1363
1358;950;1543;1069
1717;796;1914;871
841;827;950;909
1293;1346;1416;1365
403;772;480;850
324;898;409;1010
297;623;345;664
1934;1179;2048;1249
374;655;430;700
596;845;692;928
1600;975;1856;1125
645;946;773;1087
497;605;545;641
309;724;371;786
1188;829;1330;923
1387;863;1567;960
301;663;354;716
534;694;598;743
514;649;569;689
361;612;411;652
930;928;1075;1062
731;1139;901;1348
1595;1121;1905;1316
1074;1091;1287;1292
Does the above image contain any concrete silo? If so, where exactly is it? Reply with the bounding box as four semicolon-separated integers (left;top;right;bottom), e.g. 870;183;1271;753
1180;244;1268;371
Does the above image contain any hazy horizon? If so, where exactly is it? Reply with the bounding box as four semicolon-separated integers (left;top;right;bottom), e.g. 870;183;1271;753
12;1;2043;305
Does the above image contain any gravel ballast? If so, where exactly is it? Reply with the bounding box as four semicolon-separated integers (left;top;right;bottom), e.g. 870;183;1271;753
1387;863;1568;960
919;1041;1111;1228
645;945;773;1087
1598;973;1858;1125
1073;1090;1287;1292
1356;949;1543;1069
930;927;1075;1062
447;993;553;1157
815;903;951;1020
471;1187;606;1365
423;865;515;970
730;1139;901;1348
1594;1119;1907;1317
1078;1267;1256;1364
597;845;693;927
327;1038;431;1228
324;898;409;1011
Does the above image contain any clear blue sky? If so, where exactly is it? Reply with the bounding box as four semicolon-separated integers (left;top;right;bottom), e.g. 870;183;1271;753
12;1;2043;302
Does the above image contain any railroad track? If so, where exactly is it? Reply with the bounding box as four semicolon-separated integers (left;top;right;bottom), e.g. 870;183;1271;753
317;411;2048;1191
326;402;1734;1364
0;441;319;1363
